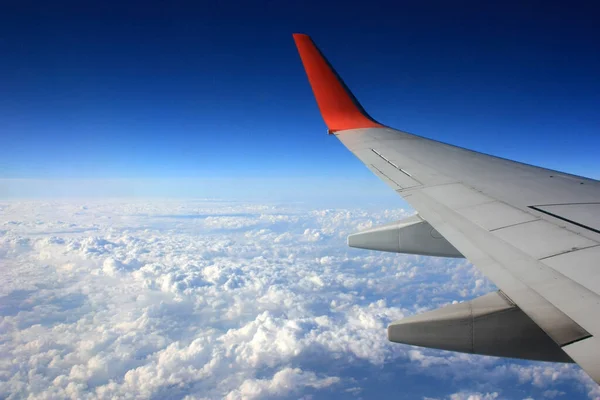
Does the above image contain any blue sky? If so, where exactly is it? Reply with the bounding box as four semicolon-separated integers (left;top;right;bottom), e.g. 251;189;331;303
1;0;599;200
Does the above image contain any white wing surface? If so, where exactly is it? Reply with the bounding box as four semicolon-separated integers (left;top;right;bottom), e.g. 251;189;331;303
293;33;600;384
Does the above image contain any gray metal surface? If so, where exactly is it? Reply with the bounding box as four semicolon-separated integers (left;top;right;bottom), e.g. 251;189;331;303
335;127;600;383
388;291;573;363
347;215;463;257
533;203;600;233
292;33;600;383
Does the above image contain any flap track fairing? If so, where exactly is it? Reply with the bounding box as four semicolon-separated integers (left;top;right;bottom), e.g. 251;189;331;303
348;215;463;258
388;291;573;363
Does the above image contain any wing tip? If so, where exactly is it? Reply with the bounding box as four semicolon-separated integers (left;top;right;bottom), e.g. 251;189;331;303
292;33;310;40
293;33;383;133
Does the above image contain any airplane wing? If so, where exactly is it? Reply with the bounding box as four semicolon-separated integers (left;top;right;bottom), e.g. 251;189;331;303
293;33;600;384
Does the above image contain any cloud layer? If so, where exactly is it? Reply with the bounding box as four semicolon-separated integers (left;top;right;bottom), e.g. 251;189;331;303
0;200;598;399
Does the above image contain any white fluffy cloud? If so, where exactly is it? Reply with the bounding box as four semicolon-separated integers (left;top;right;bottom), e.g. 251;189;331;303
448;392;499;400
0;200;598;399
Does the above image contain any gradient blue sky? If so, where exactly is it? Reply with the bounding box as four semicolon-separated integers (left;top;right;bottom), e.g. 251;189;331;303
1;0;599;200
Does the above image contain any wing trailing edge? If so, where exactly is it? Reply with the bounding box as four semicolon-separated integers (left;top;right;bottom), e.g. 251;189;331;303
292;33;383;133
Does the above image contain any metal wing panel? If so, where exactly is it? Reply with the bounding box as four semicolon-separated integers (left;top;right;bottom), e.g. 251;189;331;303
336;128;600;382
543;246;600;295
533;203;600;234
492;220;597;259
292;34;600;383
403;186;591;337
337;128;600;240
354;148;422;189
456;201;539;231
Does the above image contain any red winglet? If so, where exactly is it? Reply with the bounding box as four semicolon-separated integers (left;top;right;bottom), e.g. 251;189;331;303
293;33;384;133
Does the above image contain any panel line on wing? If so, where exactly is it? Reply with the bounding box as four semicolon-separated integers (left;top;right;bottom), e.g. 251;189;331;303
538;244;600;261
371;148;414;178
488;219;542;232
529;205;600;235
369;164;402;189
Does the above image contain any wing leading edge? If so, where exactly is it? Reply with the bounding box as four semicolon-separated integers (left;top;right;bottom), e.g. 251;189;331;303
293;33;600;384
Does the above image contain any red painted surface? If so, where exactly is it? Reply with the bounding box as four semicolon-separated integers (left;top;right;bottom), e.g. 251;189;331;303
293;34;383;133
